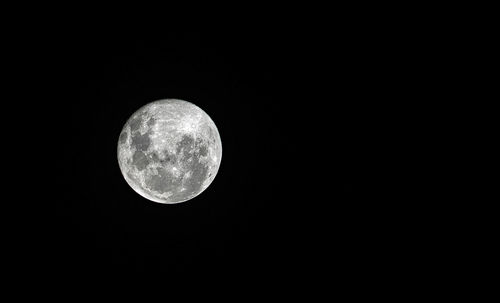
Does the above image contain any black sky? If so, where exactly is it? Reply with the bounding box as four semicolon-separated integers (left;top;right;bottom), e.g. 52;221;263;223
30;23;396;285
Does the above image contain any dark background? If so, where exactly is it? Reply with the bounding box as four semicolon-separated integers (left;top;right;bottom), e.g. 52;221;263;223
31;24;399;285
3;7;467;295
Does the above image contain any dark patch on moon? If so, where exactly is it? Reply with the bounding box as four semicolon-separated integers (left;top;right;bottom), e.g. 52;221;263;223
129;111;154;132
186;158;209;191
131;131;151;152
147;117;156;127
132;151;149;171
159;150;176;165
118;132;127;144
175;135;210;199
197;141;208;157
176;135;195;154
128;115;142;132
168;187;192;201
207;127;217;144
145;167;182;194
150;152;160;162
141;134;210;200
170;160;209;201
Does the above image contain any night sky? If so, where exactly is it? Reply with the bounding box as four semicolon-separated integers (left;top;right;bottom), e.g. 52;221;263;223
34;24;394;285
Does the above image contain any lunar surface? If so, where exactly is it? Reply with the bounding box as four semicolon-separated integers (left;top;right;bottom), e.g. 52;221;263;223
117;99;222;204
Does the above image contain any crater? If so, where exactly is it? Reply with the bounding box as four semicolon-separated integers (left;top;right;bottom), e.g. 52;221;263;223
160;150;177;165
150;152;160;162
147;117;156;127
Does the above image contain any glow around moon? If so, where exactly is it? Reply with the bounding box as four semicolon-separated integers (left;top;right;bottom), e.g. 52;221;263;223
117;99;222;204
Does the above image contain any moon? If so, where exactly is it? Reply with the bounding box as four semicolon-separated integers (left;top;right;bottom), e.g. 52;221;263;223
117;99;222;204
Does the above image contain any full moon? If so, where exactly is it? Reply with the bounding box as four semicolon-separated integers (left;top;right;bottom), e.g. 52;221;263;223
117;99;222;204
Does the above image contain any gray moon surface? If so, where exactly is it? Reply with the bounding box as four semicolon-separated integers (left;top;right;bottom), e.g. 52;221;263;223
117;99;222;204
